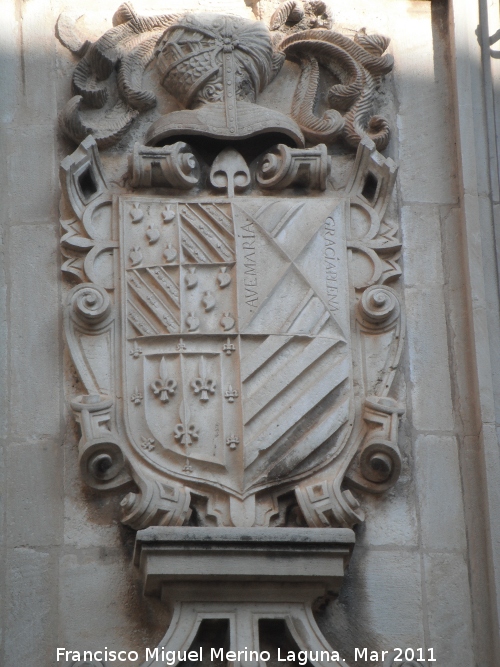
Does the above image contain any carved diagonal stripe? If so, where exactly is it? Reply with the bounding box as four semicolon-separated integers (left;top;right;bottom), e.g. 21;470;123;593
127;269;180;334
243;348;350;471
180;203;235;263
241;335;293;381
243;337;342;424
245;393;351;484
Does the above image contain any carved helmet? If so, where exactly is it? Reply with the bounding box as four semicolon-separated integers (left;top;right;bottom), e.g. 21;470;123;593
145;13;304;148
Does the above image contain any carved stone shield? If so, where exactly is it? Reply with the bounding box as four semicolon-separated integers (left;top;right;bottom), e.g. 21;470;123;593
59;5;404;530
120;195;352;498
61;135;403;529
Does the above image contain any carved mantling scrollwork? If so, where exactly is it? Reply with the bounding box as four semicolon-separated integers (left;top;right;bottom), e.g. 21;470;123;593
61;136;192;528
344;140;405;497
277;29;393;148
292;138;404;526
58;3;182;148
57;1;393;152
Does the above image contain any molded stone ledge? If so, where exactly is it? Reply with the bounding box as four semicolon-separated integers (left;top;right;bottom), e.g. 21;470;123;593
134;527;355;597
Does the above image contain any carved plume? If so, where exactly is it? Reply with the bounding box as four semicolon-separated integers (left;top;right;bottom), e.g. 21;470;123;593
273;8;394;150
58;3;180;148
57;2;394;152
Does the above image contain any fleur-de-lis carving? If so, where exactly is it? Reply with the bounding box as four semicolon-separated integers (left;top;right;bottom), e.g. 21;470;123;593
223;337;236;355
191;356;216;402
183;459;193;473
174;401;199;446
129;341;143;358
224;384;239;403
131;387;143;405
176;338;187;351
150;356;177;403
141;437;155;451
226;435;240;450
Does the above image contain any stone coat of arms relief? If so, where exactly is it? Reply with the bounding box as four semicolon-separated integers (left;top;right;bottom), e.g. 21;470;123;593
58;3;404;663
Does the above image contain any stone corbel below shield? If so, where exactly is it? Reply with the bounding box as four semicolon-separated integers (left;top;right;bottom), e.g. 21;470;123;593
134;528;356;667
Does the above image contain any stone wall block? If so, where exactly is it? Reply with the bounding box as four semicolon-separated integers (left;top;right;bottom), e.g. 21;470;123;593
361;550;424;645
0;445;5;547
360;485;418;548
439;205;478;434
401;205;444;287
17;0;57;124
415;435;467;552
59;552;137;651
9;224;61;440
5;442;63;548
476;194;500;424
0;0;21;125
405;286;454;431
63;494;123;549
423;553;475;666
0;224;7;442
4;548;54;667
7;128;58;224
392;3;457;204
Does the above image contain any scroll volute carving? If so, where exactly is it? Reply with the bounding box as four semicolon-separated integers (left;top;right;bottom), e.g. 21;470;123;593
129;143;200;189
257;144;330;190
66;280;131;492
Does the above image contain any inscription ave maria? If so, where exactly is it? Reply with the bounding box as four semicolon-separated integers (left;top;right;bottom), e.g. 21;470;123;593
324;217;340;312
241;220;258;309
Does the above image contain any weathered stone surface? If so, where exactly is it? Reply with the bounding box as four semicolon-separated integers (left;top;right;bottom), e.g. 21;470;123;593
360;489;418;548
16;0;58;124
363;550;424;644
7;129;58;224
423;553;475;666
392;2;457;205
405;286;454;431
5;442;63;548
59;551;136;650
401;205;444;288
4;549;54;665
9;225;60;440
415;435;467;552
0;220;7;443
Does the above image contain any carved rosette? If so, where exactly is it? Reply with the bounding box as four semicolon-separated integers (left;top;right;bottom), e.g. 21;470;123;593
59;4;404;533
